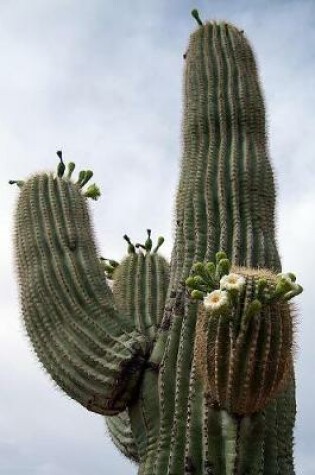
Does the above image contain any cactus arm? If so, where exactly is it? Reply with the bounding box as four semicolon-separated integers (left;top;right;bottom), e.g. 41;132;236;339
105;237;170;464
14;172;150;416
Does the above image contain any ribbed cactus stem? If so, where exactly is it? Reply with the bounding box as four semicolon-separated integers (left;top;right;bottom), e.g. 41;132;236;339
170;21;280;292
105;232;170;464
149;19;296;475
15;173;150;416
66;161;76;179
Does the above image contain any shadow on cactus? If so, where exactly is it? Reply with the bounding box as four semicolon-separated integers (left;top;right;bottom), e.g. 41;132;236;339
11;9;303;475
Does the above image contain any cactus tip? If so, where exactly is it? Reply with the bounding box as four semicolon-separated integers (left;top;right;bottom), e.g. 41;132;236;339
191;9;203;26
56;150;65;177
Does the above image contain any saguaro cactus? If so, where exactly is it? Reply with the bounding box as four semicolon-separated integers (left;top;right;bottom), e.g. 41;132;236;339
12;10;302;475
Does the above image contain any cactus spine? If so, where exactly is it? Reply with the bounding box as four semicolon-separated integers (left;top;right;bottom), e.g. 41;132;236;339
12;11;302;475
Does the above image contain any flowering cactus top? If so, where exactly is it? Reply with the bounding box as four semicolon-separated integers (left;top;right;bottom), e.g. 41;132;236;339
186;251;303;319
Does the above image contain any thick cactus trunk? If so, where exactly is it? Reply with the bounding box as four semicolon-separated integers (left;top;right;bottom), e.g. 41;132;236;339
136;20;296;475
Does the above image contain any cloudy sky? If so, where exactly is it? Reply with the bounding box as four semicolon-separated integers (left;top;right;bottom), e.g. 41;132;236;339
0;0;314;473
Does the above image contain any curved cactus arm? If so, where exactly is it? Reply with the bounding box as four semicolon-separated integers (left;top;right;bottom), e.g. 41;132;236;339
13;170;151;416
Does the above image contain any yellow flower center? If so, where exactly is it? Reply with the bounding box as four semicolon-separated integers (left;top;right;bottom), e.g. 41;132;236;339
211;294;220;303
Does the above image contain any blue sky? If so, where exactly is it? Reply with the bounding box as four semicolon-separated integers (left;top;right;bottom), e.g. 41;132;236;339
1;1;314;473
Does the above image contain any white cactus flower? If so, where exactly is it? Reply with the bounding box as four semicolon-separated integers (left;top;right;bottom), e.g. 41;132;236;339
220;273;246;292
203;289;230;312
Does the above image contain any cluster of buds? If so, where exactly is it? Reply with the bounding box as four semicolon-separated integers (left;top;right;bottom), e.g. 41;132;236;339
123;230;165;255
186;252;303;320
100;257;119;281
100;231;166;291
186;252;244;316
9;151;101;200
55;151;101;200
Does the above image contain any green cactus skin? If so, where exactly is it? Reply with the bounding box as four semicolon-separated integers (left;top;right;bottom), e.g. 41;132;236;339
106;410;140;463
12;14;300;475
14;174;151;416
145;19;296;475
112;244;170;341
105;241;170;462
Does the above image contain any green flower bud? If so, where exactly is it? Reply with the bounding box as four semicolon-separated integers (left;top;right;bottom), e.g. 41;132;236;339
194;275;205;286
186;276;196;289
108;260;119;268
191;9;203;26
145;229;152;252
153;236;165;253
191;290;204;300
104;263;115;274
66;162;76;179
123;234;135;254
80;170;93;187
9;180;25;188
217;258;231;278
57;151;65;178
77;170;86;185
215;251;227;263
192;262;205;275
275;277;293;295
283;284;303;301
83;183;101;200
205;262;215;277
